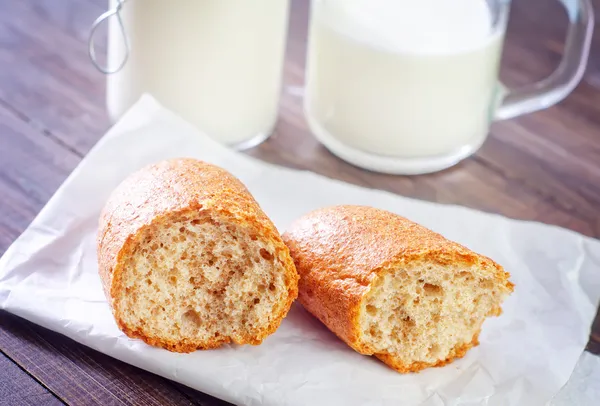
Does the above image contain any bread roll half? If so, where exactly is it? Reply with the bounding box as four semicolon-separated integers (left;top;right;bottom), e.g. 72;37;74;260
283;205;513;373
97;158;298;352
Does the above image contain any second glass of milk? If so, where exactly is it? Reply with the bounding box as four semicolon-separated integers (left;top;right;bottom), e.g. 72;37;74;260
305;0;506;174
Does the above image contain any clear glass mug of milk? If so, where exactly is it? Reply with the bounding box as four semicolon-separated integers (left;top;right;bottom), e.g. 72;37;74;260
304;0;594;174
95;0;290;149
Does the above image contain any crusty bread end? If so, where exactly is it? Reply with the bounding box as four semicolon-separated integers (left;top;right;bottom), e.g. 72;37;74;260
97;159;298;352
283;205;513;372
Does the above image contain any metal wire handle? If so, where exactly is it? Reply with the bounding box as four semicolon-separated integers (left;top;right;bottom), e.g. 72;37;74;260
89;0;130;74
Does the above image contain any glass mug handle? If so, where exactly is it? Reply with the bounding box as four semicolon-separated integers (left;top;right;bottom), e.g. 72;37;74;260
495;0;594;120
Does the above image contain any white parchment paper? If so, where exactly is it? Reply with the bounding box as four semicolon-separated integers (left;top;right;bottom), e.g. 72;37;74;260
0;96;599;406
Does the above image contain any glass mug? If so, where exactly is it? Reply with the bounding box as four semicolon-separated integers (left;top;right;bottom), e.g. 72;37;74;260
304;0;594;174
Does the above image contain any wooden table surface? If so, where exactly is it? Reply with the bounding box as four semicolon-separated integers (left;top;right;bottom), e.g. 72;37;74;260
1;0;599;404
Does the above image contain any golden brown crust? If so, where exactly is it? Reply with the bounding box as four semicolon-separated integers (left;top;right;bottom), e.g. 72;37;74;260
283;205;513;371
97;158;298;352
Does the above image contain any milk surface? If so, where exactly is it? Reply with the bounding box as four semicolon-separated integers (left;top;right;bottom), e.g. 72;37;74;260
305;0;504;159
107;0;289;146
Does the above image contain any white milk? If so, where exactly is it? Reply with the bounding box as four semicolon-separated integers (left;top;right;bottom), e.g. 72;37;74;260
107;0;289;147
305;0;504;159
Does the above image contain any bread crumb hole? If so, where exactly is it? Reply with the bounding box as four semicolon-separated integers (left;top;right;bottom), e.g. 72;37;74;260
423;283;443;296
146;279;152;286
169;276;177;284
191;219;201;225
253;298;260;304
182;309;201;328
369;326;381;338
250;235;258;241
181;252;188;260
366;305;377;316
269;283;276;292
179;227;185;232
258;284;266;293
259;248;274;261
432;313;441;323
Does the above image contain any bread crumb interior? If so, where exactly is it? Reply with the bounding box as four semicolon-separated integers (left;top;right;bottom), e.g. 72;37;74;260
360;263;502;365
116;213;289;345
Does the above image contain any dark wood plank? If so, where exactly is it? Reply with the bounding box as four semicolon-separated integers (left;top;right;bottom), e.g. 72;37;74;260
0;350;64;406
29;0;106;45
589;306;600;355
0;98;81;251
0;0;109;154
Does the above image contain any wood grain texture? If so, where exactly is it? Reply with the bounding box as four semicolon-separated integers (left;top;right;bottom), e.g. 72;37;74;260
0;0;108;154
0;349;64;406
0;0;598;404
